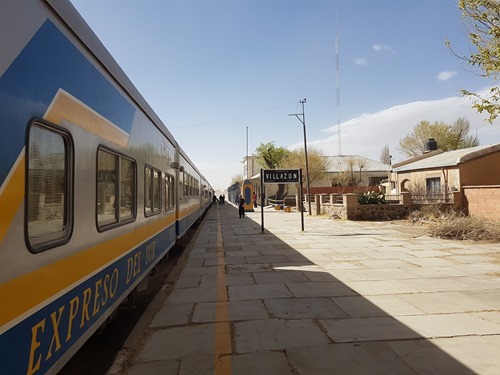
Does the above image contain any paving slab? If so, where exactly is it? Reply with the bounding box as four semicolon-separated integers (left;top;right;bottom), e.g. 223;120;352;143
320;316;424;342
397;313;500;337
333;295;425;318
387;336;500;375
285;280;357;297
192;300;269;323
234;319;331;353
149;302;194;327
264;297;348;319
398;276;484;292
231;351;290;375
397;291;498;313
286;342;418;375
137;323;223;362
228;283;293;301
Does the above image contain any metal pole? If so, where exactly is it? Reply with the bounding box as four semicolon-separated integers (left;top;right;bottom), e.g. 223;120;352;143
300;168;304;231
246;126;249;179
301;99;312;215
260;168;264;232
288;98;312;215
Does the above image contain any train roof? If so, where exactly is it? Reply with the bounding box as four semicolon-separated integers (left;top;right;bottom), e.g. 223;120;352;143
45;0;177;146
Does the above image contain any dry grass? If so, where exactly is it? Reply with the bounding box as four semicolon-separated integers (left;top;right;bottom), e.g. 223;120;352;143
429;216;500;242
407;208;500;243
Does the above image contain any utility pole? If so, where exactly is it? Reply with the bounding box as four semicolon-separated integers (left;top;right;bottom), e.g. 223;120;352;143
289;99;311;215
246;126;249;179
336;10;341;156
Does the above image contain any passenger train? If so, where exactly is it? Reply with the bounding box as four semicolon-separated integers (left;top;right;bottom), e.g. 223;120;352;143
0;1;214;373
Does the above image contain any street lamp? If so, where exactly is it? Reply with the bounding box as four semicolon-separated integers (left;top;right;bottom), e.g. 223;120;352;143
289;98;311;215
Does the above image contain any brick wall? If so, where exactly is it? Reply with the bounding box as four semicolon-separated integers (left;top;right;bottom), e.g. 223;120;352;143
319;193;412;220
463;185;500;220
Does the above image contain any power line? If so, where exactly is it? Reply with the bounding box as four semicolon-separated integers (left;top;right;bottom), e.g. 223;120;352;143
170;100;297;129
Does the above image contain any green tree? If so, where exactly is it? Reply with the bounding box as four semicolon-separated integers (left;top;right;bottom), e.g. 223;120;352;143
398;118;480;158
254;142;289;199
447;0;500;123
254;142;289;169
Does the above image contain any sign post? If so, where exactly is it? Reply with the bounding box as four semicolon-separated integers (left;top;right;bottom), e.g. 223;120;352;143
261;168;304;232
299;168;304;231
260;169;264;232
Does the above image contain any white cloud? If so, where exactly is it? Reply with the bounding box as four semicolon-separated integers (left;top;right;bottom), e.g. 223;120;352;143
290;87;500;165
372;44;396;54
354;58;367;66
437;70;458;81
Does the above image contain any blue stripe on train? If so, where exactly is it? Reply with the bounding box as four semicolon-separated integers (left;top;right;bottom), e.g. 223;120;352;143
176;208;202;238
0;20;135;185
0;225;174;375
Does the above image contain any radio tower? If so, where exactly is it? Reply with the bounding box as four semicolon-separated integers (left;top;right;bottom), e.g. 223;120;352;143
336;11;341;156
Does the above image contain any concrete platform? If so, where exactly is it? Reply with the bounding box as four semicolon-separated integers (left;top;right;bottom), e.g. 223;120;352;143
109;203;500;375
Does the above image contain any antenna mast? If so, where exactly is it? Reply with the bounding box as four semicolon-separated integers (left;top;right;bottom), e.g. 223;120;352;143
336;10;341;156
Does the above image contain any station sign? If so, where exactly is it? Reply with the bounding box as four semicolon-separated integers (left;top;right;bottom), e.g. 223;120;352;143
263;169;300;184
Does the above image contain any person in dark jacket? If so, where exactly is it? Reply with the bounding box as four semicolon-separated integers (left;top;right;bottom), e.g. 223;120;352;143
238;196;245;218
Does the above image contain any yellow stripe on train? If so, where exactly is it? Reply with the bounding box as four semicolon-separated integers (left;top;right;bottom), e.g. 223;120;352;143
176;204;200;221
0;151;25;244
44;89;129;148
0;215;175;330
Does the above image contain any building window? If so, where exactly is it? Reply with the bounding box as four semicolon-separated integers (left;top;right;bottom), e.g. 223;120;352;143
97;148;136;229
368;177;385;186
145;165;161;216
27;122;73;252
426;177;441;193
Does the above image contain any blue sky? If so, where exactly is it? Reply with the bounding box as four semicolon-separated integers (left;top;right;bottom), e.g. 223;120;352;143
69;0;499;191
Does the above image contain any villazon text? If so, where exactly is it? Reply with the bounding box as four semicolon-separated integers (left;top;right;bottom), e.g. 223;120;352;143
23;240;157;375
263;169;300;183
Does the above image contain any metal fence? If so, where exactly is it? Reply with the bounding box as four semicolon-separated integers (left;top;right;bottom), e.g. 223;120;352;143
411;192;454;204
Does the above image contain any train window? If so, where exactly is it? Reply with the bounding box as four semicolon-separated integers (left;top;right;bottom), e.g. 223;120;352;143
27;122;73;252
182;172;188;197
145;165;161;216
120;157;135;219
165;174;174;210
97;148;136;229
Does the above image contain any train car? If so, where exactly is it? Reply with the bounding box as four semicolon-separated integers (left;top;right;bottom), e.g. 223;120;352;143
0;1;212;374
175;148;214;239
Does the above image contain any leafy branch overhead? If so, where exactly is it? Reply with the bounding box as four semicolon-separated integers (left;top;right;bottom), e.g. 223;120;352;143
448;0;500;123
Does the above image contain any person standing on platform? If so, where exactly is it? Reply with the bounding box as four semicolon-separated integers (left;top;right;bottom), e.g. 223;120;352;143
253;192;257;208
238;195;245;218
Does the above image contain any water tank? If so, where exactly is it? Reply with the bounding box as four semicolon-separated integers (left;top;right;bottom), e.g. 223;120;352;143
424;138;438;153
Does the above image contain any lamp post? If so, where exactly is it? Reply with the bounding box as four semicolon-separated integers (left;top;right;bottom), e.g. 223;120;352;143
289;98;311;215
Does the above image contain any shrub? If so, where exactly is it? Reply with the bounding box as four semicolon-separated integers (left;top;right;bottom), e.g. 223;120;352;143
430;216;500;242
358;191;386;205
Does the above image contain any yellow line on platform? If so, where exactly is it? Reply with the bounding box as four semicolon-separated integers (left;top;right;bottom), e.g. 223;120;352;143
214;206;232;375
